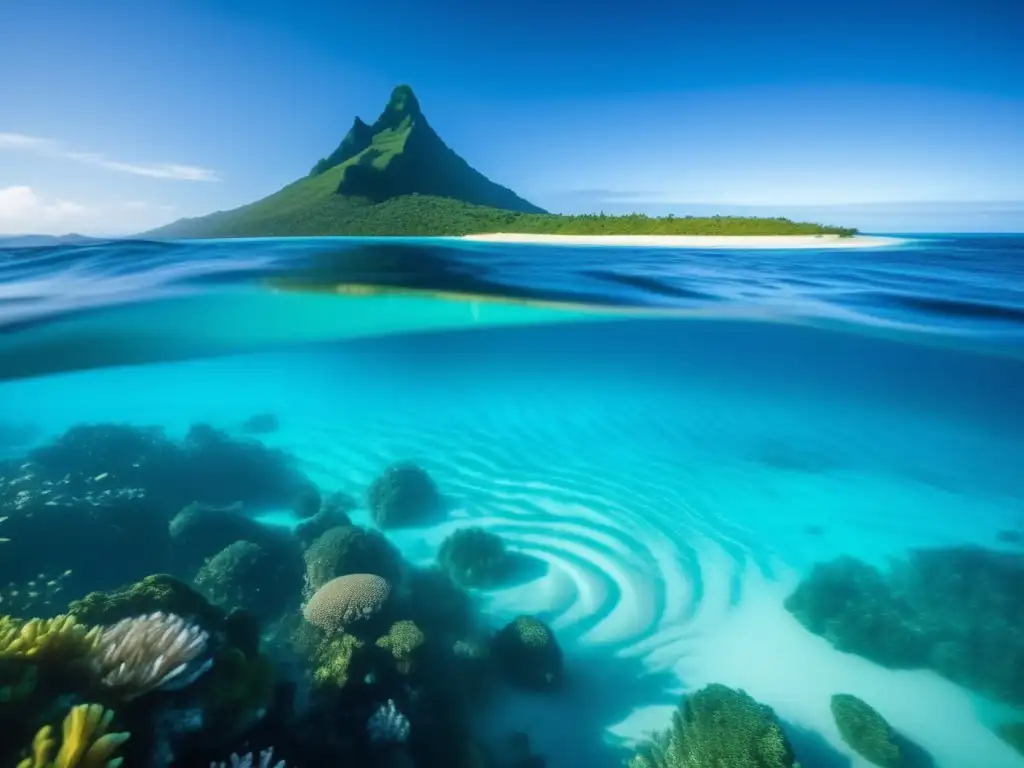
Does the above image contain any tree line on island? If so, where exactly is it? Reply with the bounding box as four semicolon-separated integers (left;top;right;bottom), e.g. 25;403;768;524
143;86;857;240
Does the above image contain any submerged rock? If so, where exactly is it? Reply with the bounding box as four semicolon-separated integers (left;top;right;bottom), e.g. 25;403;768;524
491;615;563;692
367;462;441;529
194;539;304;622
303;525;403;596
437;526;514;588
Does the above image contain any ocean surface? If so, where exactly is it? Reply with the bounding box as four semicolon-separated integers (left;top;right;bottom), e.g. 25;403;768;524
1;233;1023;767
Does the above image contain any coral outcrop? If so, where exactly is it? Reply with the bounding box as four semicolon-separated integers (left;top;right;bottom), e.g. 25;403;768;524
491;616;562;692
629;684;798;768
437;527;514;588
830;694;902;768
367;463;441;529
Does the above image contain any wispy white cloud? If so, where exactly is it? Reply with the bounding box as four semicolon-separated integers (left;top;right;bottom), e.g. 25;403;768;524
0;185;177;235
0;132;219;181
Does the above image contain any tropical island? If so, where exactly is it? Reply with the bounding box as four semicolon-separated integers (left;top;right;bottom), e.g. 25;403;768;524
143;85;859;241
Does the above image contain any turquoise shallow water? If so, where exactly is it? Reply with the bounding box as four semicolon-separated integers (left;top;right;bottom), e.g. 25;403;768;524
0;234;1022;767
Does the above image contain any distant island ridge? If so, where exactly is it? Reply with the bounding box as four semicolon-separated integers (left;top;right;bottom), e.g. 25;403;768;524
143;85;873;245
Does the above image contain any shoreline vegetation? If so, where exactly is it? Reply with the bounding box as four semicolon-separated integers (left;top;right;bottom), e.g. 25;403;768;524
459;232;897;249
147;194;858;240
142;85;859;241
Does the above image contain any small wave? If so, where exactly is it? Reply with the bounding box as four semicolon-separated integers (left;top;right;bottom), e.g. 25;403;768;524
0;235;1022;372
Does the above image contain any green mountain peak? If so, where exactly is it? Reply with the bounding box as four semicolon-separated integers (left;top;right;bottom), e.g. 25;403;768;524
385;84;421;118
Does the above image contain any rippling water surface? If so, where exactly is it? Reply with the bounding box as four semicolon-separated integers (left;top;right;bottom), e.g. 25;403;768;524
1;234;1023;767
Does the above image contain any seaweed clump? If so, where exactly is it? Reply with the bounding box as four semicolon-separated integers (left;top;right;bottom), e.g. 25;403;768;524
830;694;901;767
629;683;798;768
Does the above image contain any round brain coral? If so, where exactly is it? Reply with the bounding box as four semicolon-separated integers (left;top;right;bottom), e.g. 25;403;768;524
302;574;392;634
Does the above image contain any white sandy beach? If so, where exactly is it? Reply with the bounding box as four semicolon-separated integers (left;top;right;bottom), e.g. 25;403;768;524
460;233;904;248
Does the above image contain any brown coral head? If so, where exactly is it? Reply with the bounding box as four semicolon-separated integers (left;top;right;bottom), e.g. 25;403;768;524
91;611;210;699
302;573;391;633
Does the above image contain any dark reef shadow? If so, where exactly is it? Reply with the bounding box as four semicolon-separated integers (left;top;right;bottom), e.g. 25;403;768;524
481;639;679;767
780;719;851;768
498;551;549;588
748;437;845;474
894;731;936;768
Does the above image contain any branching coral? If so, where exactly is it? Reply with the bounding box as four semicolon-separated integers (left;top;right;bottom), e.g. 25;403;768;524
311;632;365;689
16;703;129;768
210;747;286;768
0;614;100;662
376;620;425;674
90;611;210;699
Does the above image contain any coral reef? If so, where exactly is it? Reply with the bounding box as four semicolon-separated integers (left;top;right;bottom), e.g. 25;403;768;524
303;525;403;597
786;546;1024;704
168;502;297;575
629;684;798;768
195;540;304;622
438;526;515;588
196;646;276;743
303;574;393;635
830;694;901;767
367;462;441;529
491;615;562;692
16;703;129;768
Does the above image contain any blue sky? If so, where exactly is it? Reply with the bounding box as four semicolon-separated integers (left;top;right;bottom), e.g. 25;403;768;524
0;0;1021;234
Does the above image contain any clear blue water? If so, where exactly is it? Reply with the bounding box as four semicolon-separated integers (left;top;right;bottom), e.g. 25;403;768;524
1;234;1022;767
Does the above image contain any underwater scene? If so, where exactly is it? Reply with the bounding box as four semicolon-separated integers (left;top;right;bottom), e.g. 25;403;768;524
0;234;1022;768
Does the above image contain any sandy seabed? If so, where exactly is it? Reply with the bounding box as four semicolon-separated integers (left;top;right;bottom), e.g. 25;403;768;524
459;233;904;249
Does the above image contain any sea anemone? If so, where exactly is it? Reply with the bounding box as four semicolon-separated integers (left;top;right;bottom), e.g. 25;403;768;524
90;611;210;699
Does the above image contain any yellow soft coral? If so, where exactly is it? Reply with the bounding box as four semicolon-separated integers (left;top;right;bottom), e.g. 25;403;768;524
0;615;101;662
17;703;130;768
